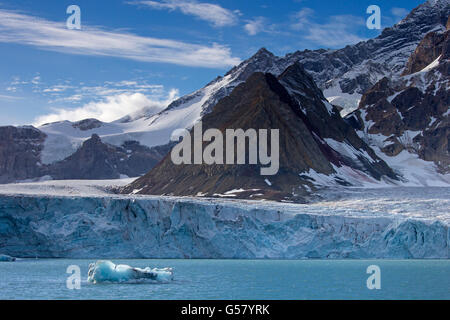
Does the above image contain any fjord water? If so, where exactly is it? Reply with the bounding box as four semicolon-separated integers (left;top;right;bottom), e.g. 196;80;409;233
0;259;448;299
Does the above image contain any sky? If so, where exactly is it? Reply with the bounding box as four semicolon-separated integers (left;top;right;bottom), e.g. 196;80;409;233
0;0;425;126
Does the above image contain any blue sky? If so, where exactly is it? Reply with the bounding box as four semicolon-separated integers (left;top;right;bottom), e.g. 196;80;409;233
0;0;424;125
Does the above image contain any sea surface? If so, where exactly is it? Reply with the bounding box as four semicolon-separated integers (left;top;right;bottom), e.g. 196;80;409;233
0;259;448;300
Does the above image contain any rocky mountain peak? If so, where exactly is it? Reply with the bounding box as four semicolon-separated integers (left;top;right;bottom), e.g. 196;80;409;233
402;0;449;27
346;26;450;177
254;47;274;58
278;62;325;100
122;64;397;201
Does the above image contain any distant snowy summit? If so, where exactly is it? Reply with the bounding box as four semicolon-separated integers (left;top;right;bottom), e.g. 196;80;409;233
0;0;449;199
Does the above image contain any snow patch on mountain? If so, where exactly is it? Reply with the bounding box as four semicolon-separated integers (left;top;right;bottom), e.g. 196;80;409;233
0;178;135;197
364;132;450;186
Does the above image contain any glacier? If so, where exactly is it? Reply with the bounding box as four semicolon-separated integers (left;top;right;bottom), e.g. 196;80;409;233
87;260;173;283
0;187;448;259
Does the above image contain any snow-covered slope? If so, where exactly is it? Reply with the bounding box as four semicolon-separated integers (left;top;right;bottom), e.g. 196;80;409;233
0;187;448;258
0;178;134;197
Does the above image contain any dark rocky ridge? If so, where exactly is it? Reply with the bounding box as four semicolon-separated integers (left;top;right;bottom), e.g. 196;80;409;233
0;129;171;182
122;67;396;201
346;26;450;174
0;126;47;183
48;134;171;180
402;30;448;75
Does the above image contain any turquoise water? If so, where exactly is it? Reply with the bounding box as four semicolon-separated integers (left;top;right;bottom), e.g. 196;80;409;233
0;259;448;300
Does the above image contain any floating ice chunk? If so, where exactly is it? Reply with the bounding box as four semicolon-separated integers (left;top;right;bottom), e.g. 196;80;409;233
0;254;16;262
87;260;173;284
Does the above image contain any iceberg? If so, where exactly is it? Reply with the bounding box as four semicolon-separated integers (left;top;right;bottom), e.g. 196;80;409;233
0;254;16;262
87;260;173;283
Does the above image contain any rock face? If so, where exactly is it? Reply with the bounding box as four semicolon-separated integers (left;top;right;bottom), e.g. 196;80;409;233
122;65;396;201
0;129;170;182
346;27;450;176
71;118;103;131
48;134;169;180
402;31;448;75
0;126;47;183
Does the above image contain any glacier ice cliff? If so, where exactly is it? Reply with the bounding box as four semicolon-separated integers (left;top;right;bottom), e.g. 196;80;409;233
0;193;448;259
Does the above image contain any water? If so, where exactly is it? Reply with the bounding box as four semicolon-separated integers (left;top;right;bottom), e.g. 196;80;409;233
0;259;448;300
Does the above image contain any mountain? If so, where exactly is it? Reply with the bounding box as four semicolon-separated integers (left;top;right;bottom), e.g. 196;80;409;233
345;20;450;185
0;0;448;184
34;0;450;161
46;134;171;180
0;129;171;183
122;63;396;201
0;126;47;183
295;0;450;113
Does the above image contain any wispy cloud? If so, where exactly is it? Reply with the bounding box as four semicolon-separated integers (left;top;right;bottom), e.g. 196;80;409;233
128;0;240;27
34;88;179;125
31;75;41;85
291;8;366;48
42;85;72;93
0;9;240;68
41;79;168;104
0;94;23;100
244;17;267;36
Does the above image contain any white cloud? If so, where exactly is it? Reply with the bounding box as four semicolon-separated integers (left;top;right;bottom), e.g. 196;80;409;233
130;0;239;27
244;17;266;36
42;85;72;93
0;9;240;68
291;9;366;48
31;76;41;85
291;8;314;30
34;88;179;125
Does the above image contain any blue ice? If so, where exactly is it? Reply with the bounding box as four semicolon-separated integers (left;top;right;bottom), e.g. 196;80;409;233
87;260;173;283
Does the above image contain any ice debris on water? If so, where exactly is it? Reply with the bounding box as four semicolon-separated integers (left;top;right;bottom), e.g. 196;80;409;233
87;260;173;283
0;254;16;262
